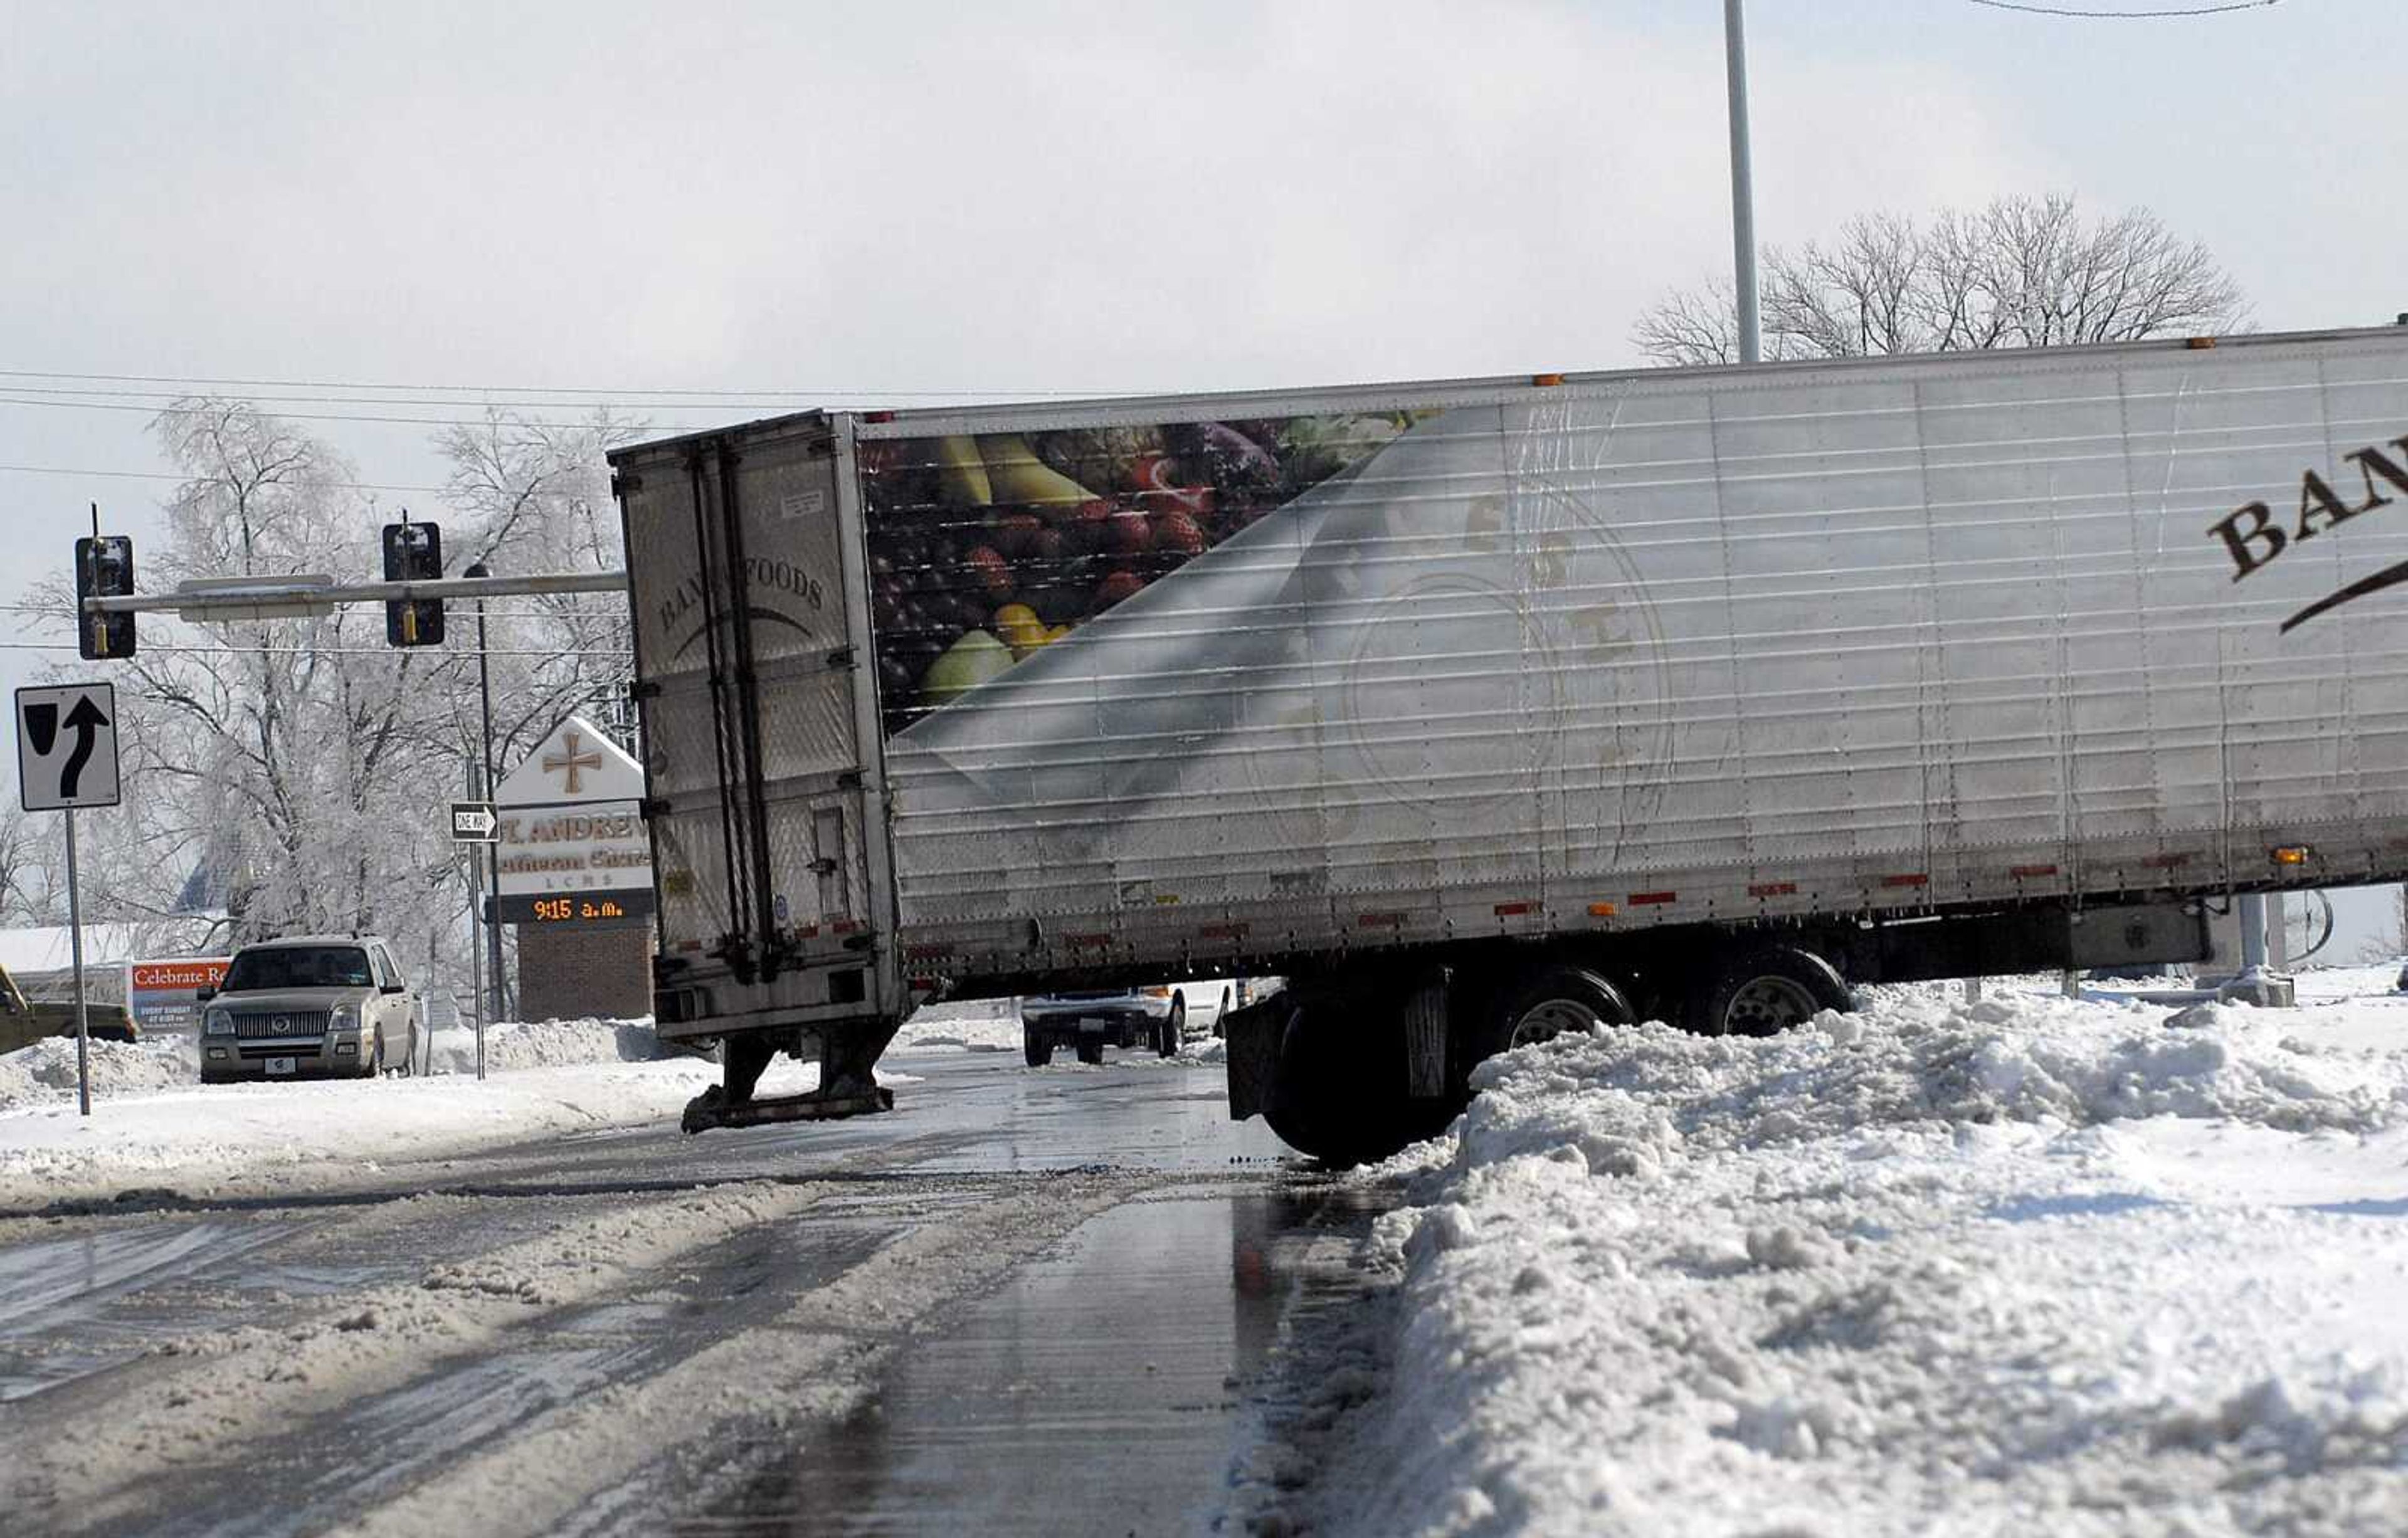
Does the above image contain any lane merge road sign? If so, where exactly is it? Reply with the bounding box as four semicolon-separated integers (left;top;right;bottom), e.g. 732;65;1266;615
451;801;500;842
17;683;120;812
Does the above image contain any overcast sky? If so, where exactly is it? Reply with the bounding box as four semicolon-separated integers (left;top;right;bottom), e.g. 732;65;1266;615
4;0;2402;947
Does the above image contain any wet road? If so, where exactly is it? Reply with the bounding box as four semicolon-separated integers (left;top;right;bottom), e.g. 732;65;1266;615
0;1049;1396;1536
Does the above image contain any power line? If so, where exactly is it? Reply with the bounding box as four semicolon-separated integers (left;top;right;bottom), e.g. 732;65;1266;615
0;366;1107;399
1963;0;2276;16
0;382;811;412
0;394;651;431
0;640;630;656
0;461;449;495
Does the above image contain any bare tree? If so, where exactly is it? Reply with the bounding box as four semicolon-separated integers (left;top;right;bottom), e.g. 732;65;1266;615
431;408;644;774
1632;194;2248;367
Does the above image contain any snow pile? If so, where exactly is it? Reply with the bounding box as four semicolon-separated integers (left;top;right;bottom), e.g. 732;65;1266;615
890;996;1022;1053
1308;982;2408;1536
0;1033;200;1112
423;1016;677;1075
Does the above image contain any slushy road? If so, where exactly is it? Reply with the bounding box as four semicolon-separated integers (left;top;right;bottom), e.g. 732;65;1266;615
0;1049;1395;1536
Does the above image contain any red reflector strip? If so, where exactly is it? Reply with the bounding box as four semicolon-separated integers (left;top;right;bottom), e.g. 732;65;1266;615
863;409;897;423
1357;912;1404;929
1494;901;1539;917
796;924;820;939
1748;882;1797;898
1199;922;1249;940
1627;891;1676;907
1064;932;1111;949
2010;864;2059;879
830;918;859;934
1881;873;1929;888
2141;853;2192;869
674;939;704;953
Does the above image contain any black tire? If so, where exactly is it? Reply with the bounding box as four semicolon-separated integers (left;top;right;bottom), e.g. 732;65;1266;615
364;1031;384;1079
1023;1030;1053;1068
1689;946;1850;1037
1075;1037;1104;1066
1158;998;1183;1057
1263;1002;1455;1168
1471;965;1634;1067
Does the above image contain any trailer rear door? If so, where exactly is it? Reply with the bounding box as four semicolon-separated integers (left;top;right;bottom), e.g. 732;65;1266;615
617;416;895;1034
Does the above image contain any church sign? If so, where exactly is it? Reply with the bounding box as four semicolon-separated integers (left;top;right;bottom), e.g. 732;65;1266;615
490;715;654;928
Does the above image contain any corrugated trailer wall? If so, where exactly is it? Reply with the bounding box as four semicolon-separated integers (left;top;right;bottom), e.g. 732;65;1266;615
857;331;2408;984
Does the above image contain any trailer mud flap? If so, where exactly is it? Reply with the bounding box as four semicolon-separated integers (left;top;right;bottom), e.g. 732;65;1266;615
1221;996;1290;1122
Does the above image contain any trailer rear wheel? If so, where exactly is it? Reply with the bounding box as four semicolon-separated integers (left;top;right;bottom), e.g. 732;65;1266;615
1075;1037;1104;1066
1479;966;1634;1060
1692;947;1849;1037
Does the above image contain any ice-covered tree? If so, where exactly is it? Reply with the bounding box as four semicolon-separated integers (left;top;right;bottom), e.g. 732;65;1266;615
430;408;643;781
1632;194;2248;366
87;400;472;973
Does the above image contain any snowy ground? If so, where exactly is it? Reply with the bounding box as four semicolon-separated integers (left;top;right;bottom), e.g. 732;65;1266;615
0;1018;716;1209
1294;965;2408;1537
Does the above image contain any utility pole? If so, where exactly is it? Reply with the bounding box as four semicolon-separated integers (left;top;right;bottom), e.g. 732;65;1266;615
467;561;507;1024
1725;0;1761;365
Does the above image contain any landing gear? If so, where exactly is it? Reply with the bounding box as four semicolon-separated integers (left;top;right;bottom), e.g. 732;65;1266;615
681;1026;895;1134
1156;998;1184;1057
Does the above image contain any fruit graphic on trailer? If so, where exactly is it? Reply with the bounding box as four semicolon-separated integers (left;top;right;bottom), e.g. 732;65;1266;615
981;435;1095;506
1091;570;1146;613
919;631;1015;707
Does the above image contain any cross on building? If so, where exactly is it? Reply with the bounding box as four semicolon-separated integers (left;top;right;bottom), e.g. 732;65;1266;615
544;730;603;795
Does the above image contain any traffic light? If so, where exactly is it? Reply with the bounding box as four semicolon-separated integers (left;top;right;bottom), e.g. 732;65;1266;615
74;535;136;660
382;519;444;646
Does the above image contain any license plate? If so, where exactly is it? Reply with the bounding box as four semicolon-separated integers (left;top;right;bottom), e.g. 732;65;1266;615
266;1056;297;1075
1078;1017;1107;1033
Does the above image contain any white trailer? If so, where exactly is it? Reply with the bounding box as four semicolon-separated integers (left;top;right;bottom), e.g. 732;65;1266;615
613;325;2408;1155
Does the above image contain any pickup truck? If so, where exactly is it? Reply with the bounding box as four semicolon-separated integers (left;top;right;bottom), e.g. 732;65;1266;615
1019;979;1238;1065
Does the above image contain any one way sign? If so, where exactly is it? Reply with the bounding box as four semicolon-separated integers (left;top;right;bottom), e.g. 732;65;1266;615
17;683;120;812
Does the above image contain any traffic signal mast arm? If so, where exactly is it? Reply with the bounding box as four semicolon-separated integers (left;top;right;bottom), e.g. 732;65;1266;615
79;569;630;614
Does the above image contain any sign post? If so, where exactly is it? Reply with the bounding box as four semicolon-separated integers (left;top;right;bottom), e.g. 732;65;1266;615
451;792;497;1080
17;682;123;1118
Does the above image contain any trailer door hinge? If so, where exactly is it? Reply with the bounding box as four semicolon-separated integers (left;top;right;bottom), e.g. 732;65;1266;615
610;471;642;498
825;645;857;670
630;679;663;700
835;769;863;791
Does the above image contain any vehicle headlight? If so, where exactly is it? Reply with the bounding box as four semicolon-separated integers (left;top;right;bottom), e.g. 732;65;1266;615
330;1002;361;1032
203;1006;233;1036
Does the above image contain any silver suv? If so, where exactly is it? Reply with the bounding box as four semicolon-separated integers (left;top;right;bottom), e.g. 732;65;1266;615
199;935;419;1083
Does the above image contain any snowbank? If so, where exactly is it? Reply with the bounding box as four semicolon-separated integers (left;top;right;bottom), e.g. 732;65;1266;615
890;996;1022;1053
0;1033;199;1112
421;1016;682;1075
1307;978;2408;1536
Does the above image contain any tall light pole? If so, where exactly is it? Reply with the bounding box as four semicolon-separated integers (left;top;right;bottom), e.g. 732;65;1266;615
465;559;506;1025
1725;0;1762;365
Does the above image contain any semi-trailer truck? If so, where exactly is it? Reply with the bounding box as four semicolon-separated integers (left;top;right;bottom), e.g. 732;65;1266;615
612;325;2408;1161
